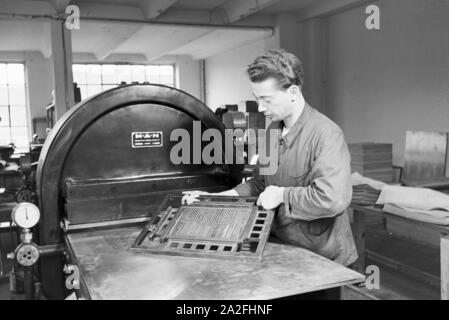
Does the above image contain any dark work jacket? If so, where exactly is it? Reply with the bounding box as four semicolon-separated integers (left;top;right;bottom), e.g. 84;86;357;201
234;103;358;266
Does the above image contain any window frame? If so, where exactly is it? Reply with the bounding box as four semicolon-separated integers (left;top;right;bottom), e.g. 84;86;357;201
0;61;30;153
72;62;177;101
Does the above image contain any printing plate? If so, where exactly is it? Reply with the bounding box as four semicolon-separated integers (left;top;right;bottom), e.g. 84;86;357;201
131;195;274;261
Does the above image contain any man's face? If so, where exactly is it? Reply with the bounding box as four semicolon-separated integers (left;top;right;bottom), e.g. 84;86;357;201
251;78;294;122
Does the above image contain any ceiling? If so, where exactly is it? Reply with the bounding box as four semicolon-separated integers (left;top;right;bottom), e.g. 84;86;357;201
0;0;328;62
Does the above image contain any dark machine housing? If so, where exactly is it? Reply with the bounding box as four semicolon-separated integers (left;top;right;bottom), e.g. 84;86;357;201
36;84;241;299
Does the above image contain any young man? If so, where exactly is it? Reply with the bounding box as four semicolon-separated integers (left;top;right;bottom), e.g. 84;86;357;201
183;49;357;266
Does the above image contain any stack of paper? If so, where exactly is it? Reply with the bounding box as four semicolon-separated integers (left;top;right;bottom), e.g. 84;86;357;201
348;143;393;183
352;184;381;206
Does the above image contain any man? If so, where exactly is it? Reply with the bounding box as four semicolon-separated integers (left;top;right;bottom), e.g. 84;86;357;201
183;49;358;266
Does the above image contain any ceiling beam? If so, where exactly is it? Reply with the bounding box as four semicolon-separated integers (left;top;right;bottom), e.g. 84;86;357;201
171;28;273;60
94;24;145;61
154;8;224;24
144;27;214;61
50;0;72;13
220;0;280;23
0;0;55;15
297;0;377;21
74;4;214;25
140;0;179;20
77;3;145;20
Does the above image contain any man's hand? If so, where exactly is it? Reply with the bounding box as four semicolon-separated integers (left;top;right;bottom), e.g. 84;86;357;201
181;189;239;205
256;186;286;210
181;191;209;205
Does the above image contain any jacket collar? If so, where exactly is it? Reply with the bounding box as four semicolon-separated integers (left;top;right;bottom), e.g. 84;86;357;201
274;102;312;148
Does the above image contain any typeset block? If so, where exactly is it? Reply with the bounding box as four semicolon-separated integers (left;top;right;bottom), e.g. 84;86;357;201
131;195;274;261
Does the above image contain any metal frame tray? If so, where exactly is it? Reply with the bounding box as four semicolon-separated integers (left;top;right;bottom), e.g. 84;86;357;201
131;195;274;261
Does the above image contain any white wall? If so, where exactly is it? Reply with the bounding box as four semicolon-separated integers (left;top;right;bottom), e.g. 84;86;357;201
205;13;324;111
324;0;449;166
175;55;202;101
205;37;277;111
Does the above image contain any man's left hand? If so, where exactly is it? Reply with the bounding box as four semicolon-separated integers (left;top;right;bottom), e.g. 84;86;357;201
257;186;285;210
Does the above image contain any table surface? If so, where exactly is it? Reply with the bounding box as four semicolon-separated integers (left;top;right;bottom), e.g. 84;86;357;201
67;226;365;300
351;204;449;230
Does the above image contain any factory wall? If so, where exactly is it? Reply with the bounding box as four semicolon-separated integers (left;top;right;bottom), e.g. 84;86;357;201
322;0;449;166
204;14;281;111
175;55;202;101
203;13;314;112
204;37;278;111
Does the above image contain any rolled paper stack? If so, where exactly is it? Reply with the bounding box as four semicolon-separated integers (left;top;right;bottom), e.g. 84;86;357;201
352;184;381;206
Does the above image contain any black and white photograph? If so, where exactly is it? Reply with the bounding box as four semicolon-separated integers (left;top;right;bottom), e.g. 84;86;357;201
0;0;448;305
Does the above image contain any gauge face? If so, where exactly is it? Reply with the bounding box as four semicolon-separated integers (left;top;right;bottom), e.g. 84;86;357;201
11;202;40;229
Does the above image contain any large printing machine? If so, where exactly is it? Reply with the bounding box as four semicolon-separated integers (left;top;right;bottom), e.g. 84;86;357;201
15;84;242;299
4;84;364;300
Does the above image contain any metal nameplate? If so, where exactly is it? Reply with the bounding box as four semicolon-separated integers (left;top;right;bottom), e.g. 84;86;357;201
131;131;163;148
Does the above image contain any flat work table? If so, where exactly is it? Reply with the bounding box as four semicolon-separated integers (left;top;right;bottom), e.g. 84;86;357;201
66;226;364;300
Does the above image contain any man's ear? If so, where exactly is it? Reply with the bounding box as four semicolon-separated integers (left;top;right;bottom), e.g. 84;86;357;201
288;85;301;97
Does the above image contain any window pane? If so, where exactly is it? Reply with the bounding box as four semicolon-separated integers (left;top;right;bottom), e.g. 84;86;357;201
74;63;174;90
159;65;173;75
10;126;29;149
116;65;131;84
7;64;25;84
0;64;7;84
102;84;117;91
0;85;8;105
131;65;145;83
10;107;27;126
146;65;160;83
101;64;117;84
8;85;26;106
73;64;87;85
0;127;11;145
86;85;102;97
85;65;101;84
0;107;10;127
159;65;174;85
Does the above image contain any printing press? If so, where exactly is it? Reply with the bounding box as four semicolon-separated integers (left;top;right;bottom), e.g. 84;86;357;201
5;84;364;300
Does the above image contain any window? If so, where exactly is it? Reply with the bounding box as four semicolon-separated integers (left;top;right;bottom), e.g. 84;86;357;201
72;64;175;101
0;63;29;152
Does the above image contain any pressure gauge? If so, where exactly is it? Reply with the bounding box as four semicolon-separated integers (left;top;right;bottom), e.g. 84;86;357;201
16;243;40;266
11;202;40;229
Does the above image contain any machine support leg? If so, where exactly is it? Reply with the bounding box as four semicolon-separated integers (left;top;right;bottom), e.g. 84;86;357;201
24;266;34;300
441;235;449;300
353;209;366;274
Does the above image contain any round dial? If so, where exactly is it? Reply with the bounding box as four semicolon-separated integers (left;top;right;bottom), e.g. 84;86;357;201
11;202;40;229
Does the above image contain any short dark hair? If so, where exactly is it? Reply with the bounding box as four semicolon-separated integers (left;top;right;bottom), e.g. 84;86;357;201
246;49;304;89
